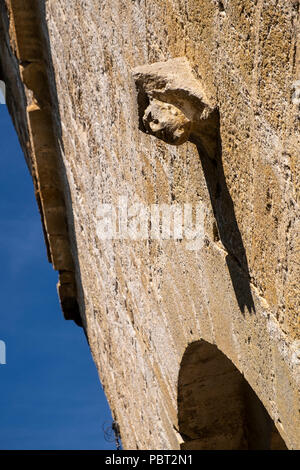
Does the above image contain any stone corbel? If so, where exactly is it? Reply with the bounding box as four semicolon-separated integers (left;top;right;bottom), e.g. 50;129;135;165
133;57;218;159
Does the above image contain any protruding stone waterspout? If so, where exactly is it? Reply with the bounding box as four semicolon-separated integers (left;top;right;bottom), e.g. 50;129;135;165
133;57;218;158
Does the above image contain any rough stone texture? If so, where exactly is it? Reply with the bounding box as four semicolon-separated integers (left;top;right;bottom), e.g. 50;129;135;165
0;0;299;449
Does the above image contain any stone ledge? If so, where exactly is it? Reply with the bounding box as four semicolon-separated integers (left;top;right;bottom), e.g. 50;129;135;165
0;0;81;326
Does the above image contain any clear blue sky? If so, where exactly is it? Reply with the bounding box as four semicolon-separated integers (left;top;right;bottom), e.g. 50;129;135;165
0;104;115;450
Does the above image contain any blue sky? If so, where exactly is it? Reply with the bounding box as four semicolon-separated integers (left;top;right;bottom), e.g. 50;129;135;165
0;104;115;450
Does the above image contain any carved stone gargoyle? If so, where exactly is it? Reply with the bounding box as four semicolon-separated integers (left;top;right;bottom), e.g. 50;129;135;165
133;57;218;159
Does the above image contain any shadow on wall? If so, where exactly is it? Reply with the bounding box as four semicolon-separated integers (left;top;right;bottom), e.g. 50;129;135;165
177;340;287;450
191;113;256;315
135;68;255;316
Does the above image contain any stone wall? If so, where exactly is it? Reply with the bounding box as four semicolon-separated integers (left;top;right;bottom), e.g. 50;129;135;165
0;0;299;449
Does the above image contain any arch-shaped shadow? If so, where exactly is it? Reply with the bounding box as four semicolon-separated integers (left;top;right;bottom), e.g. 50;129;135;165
177;340;287;450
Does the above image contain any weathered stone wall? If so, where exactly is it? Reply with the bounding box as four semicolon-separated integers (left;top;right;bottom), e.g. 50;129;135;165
1;0;299;449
